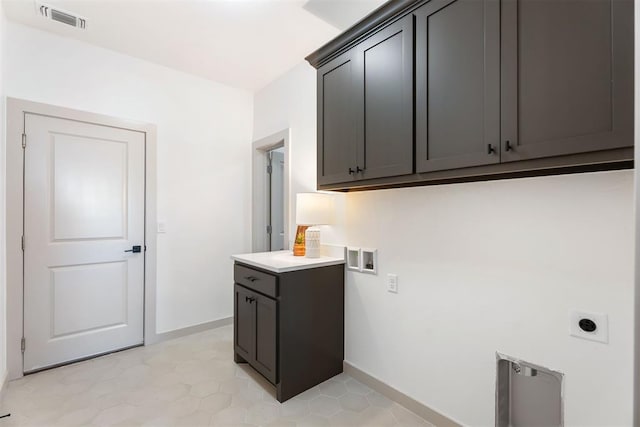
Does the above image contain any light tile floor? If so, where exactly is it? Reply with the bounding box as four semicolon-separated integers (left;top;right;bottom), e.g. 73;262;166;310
0;325;433;427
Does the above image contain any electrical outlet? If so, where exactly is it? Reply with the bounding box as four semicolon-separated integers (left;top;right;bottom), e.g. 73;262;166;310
569;310;608;344
387;274;398;293
157;221;167;233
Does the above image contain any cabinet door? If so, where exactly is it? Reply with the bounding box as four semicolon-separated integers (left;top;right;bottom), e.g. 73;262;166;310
253;294;277;384
415;0;500;173
234;284;254;362
501;0;633;162
317;50;358;185
354;15;414;180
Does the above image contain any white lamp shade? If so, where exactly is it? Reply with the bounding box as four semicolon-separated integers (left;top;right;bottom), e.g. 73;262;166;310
296;193;335;225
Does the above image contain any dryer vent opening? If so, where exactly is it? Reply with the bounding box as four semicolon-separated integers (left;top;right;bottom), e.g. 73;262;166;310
496;353;564;427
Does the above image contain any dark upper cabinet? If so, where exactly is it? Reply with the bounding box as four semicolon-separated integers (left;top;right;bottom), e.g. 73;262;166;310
317;50;358;186
307;0;633;191
501;0;633;162
355;15;414;180
317;16;413;185
415;0;500;173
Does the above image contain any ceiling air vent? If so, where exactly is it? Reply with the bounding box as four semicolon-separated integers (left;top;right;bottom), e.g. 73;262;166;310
36;2;86;29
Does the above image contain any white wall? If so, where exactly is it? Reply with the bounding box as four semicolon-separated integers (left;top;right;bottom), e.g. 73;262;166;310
0;0;7;391
4;22;254;333
254;63;636;426
252;62;345;246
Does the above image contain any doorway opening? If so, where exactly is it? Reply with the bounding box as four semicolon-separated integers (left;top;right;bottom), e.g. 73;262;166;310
252;129;290;253
267;147;285;251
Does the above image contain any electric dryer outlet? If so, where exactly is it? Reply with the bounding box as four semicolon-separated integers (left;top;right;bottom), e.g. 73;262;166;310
569;310;608;344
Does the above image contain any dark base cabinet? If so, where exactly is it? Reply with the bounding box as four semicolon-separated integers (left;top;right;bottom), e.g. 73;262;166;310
233;262;345;402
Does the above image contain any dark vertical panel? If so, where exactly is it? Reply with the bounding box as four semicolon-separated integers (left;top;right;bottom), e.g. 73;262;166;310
502;0;632;162
416;0;500;172
356;16;413;180
234;285;253;362
277;264;344;402
254;295;277;384
429;0;484;158
519;0;611;143
501;0;518;158
317;51;358;185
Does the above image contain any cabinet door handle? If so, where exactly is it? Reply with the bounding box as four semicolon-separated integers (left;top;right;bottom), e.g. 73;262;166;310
505;140;514;152
245;296;256;303
487;144;496;155
348;168;355;175
356;166;364;173
244;276;258;282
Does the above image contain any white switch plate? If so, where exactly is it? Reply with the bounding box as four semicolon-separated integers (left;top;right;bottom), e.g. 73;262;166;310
569;310;608;344
157;221;167;233
387;274;398;293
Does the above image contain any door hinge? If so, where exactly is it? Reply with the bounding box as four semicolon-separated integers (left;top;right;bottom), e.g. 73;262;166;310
21;236;24;251
266;225;272;235
21;133;26;149
21;337;25;353
267;164;272;174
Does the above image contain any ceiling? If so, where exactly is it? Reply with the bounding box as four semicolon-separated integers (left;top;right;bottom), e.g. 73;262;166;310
3;0;386;91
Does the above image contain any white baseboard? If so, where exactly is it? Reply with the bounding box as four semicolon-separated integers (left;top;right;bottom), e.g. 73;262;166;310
153;317;233;343
343;361;463;427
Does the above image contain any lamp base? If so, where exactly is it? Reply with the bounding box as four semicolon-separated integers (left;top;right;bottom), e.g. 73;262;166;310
305;227;321;258
293;225;309;256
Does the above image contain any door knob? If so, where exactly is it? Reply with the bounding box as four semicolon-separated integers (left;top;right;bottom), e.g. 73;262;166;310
124;245;142;253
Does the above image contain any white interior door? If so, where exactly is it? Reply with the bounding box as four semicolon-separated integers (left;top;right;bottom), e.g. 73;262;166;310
23;113;145;373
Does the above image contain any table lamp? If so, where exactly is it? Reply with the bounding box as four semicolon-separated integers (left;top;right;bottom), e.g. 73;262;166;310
294;192;334;257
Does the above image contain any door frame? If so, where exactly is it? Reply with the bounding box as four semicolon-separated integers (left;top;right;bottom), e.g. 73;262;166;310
6;97;158;380
252;129;290;253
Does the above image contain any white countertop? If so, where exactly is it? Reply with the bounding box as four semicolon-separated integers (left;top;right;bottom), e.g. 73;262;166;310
231;250;345;273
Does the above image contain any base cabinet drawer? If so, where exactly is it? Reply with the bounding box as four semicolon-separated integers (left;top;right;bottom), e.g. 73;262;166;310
234;264;277;297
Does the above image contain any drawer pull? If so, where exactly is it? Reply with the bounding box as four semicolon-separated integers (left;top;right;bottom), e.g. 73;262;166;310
245;276;258;282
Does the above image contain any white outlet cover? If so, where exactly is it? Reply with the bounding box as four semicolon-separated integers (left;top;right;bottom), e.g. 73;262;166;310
569;310;608;344
157;221;167;233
